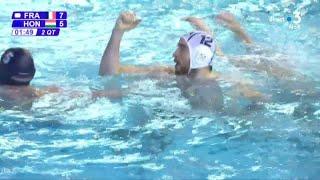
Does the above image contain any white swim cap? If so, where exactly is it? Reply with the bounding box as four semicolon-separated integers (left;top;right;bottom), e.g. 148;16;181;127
182;31;216;73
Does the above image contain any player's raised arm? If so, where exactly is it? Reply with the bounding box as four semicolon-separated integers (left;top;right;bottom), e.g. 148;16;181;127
99;11;141;76
182;16;213;34
215;12;253;44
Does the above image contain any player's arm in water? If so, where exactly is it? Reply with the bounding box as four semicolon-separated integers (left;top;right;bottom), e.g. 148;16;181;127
34;86;122;99
215;13;320;98
99;11;174;76
215;12;308;81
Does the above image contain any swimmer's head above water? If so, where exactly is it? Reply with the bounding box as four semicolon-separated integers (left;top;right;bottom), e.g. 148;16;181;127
0;48;35;86
173;31;216;75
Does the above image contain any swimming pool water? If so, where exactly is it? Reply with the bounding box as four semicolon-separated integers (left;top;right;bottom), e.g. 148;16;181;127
0;0;320;179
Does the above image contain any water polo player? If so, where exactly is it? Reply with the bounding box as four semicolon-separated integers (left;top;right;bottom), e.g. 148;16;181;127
0;48;35;86
0;48;119;110
98;11;264;111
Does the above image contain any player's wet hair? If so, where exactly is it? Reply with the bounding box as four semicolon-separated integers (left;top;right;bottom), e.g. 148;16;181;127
0;48;35;86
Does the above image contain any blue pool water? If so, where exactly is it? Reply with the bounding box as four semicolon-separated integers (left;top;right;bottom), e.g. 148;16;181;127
1;0;320;179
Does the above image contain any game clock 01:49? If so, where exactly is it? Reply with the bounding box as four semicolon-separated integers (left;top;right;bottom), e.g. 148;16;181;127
12;29;37;36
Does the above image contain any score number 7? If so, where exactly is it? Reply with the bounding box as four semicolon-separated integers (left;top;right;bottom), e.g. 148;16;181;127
59;12;65;19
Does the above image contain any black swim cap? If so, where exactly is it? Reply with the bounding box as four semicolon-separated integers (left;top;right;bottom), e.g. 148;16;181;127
0;48;35;85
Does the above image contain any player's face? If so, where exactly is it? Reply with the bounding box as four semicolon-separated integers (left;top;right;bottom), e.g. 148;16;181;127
173;38;190;75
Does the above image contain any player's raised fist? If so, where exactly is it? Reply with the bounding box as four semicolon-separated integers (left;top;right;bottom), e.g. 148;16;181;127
115;11;141;31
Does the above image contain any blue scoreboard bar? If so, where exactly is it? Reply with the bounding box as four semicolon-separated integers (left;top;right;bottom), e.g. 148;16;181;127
11;11;67;36
12;20;67;28
11;29;60;36
12;11;67;19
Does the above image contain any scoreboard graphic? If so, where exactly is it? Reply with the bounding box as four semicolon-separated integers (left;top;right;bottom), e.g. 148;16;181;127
11;11;67;36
